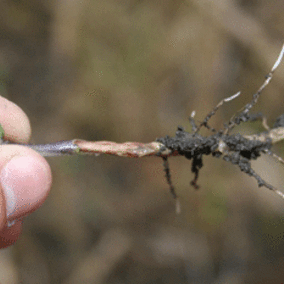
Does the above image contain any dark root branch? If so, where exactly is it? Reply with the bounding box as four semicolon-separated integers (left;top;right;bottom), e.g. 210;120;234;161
157;44;284;201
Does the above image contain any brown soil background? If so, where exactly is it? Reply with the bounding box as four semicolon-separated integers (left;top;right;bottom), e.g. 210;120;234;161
1;1;284;283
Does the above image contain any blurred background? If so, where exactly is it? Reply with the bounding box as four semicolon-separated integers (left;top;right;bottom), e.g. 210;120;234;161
0;0;284;283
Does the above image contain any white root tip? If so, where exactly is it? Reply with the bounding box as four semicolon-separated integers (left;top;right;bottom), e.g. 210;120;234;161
272;44;284;72
224;91;241;102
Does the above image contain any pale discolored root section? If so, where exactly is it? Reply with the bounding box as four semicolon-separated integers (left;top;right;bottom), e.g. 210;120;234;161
73;140;169;158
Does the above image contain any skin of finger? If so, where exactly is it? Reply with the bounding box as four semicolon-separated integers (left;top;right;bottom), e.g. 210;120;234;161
0;146;52;246
0;187;6;229
0;220;22;249
0;96;31;143
0;96;42;246
0;145;52;217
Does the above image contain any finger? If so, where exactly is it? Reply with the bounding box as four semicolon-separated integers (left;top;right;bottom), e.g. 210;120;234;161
0;220;22;249
0;97;51;248
0;185;6;229
0;145;52;223
0;96;31;143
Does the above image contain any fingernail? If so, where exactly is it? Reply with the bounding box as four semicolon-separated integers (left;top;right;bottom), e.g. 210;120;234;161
0;156;51;221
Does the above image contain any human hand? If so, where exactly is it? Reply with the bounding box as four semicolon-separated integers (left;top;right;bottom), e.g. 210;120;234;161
0;96;52;248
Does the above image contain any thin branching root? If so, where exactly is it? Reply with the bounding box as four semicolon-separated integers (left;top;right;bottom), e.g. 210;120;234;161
1;45;284;207
157;44;284;201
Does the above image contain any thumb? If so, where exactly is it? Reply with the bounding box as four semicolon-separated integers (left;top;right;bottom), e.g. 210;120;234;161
0;96;52;227
0;96;52;243
0;146;52;226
